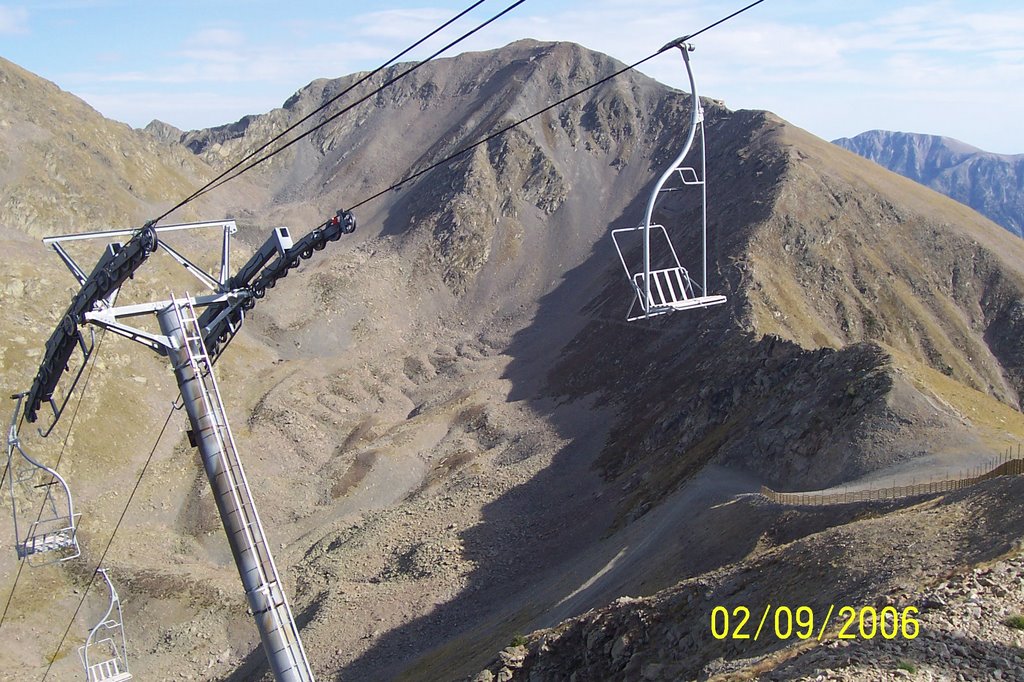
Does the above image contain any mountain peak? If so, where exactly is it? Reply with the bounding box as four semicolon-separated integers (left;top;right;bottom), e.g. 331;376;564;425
142;119;185;144
0;56;216;235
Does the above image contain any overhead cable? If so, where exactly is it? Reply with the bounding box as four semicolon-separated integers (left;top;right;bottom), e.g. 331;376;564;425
156;0;526;221
153;0;488;222
346;0;766;212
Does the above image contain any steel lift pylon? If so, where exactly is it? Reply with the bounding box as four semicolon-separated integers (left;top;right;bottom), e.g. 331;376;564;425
158;294;311;681
18;212;355;682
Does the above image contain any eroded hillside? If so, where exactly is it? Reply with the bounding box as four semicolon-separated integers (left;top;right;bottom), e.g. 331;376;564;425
0;57;223;235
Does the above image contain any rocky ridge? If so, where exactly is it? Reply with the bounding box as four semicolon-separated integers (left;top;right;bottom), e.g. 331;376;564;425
0;57;224;236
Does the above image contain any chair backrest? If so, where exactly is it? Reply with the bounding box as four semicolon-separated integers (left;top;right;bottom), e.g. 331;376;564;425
632;267;693;307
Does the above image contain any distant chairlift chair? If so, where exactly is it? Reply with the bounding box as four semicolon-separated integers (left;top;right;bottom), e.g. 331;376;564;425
611;40;726;321
5;392;81;566
79;569;133;682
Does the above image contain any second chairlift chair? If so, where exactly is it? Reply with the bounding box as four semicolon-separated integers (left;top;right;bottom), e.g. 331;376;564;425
79;568;133;682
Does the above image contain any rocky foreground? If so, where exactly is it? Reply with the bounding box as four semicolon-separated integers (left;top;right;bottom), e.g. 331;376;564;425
474;477;1024;681
764;554;1024;682
476;554;1024;682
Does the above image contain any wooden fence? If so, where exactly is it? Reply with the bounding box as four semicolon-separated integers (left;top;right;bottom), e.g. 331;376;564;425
761;446;1024;506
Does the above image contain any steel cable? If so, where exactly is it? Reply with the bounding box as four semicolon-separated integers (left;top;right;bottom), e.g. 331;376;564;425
346;0;766;212
155;0;527;221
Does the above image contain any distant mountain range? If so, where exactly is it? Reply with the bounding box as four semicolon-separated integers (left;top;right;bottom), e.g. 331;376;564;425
834;130;1024;239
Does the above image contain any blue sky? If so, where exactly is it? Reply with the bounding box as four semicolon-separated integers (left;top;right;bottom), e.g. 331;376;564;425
2;1;1023;154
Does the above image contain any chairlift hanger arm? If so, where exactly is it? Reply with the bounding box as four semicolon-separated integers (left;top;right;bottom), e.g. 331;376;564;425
643;41;700;232
637;41;703;318
24;224;158;424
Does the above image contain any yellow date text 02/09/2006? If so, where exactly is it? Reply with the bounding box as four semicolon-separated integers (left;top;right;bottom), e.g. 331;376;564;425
709;605;920;642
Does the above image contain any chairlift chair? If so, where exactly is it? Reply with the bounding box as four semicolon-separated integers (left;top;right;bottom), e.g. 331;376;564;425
79;569;133;682
5;393;81;566
611;40;726;321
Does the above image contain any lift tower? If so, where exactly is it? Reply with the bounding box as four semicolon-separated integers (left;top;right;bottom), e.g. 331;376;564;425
20;212;355;681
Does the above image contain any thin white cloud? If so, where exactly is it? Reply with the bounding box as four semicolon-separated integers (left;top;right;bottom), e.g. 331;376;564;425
350;8;458;40
20;0;116;8
184;27;246;50
550;1;1024;148
0;5;28;34
67;42;384;88
856;4;1024;55
60;7;499;92
40;1;1024;152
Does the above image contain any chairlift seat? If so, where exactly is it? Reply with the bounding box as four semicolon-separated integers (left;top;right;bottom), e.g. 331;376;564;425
17;527;76;558
7;392;81;564
86;654;132;682
83;641;133;682
651;294;728;315
633;266;694;308
632;268;726;316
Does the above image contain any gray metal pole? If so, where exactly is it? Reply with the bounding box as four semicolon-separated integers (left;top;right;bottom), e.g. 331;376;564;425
640;43;702;317
157;304;313;682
